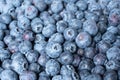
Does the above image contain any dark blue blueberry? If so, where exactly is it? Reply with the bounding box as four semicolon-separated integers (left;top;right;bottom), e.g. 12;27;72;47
0;30;4;40
0;13;11;24
49;33;64;44
19;71;37;80
39;71;50;80
97;22;107;34
93;32;102;42
107;26;118;34
29;63;41;73
0;69;18;80
77;48;84;56
45;59;60;76
45;42;62;58
63;41;77;53
2;59;12;69
25;50;39;63
78;58;94;71
42;24;56;38
103;70;118;80
91;65;105;75
75;32;92;48
63;28;77;41
93;53;107;65
79;70;90;80
51;0;63;13
72;54;81;67
76;0;87;11
69;19;82;29
56;20;67;33
0;49;11;61
58;51;73;65
83;19;98;36
85;73;102;80
106;46;120;60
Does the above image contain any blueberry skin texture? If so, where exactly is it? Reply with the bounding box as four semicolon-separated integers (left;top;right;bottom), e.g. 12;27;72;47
18;40;32;54
0;23;6;30
93;53;107;65
76;0;87;11
11;54;28;74
42;24;56;38
85;74;102;80
107;26;118;34
106;46;120;60
25;50;39;63
72;54;81;67
31;18;43;33
19;71;37;80
79;70;90;80
38;53;50;67
17;16;30;30
69;19;82;29
56;20;67;33
105;59;120;70
48;33;64;44
34;34;45;43
2;59;12;69
23;30;34;41
52;75;63;80
45;42;62;58
75;32;92;48
0;30;4;40
0;41;5;48
51;0;63;13
33;0;47;12
75;11;84;20
39;71;50;80
58;51;73;65
63;41;77;53
0;14;11;24
0;69;18;80
63;28;77;41
103;70;118;80
66;2;78;12
0;49;11;61
34;40;47;53
29;63;41;73
91;65;105;75
83;19;98;36
45;59;60;76
102;31;116;43
25;5;38;19
78;58;94;71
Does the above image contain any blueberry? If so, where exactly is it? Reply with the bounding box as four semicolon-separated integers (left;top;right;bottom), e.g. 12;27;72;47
51;0;63;13
52;14;61;21
45;59;60;76
17;16;30;30
58;51;73;65
0;13;11;24
38;53;50;67
31;18;43;33
23;30;34;41
84;47;96;59
68;19;82;29
63;0;77;3
25;50;39;63
107;26;118;34
52;75;63;80
34;34;45;43
113;38;120;47
19;71;37;80
75;11;84;20
0;69;18;80
78;58;94;71
63;41;77;53
83;19;98;36
29;63;41;73
34;40;47;53
98;0;110;9
93;53;107;65
45;42;62;58
103;70;118;80
18;40;32;54
72;54;81;67
105;59;120;70
48;33;64;44
106;46;120;60
40;11;50;20
12;0;23;7
11;53;28;74
0;41;5;48
2;59;12;69
97;21;107;34
9;20;18;29
91;65;105;75
56;20;67;33
43;16;56;25
77;48;84;56
8;41;19;53
75;32;92;48
93;32;102;42
25;5;38;19
42;24;56;38
33;0;47;12
0;23;6;30
39;71;50;80
0;30;4;40
66;2;77;12
63;28;77;41
76;0;87;11
0;49;11;61
85;73;102;80
0;67;3;73
79;70;90;80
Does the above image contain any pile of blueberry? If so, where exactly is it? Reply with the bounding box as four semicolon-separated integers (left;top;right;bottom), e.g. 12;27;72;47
0;0;120;80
